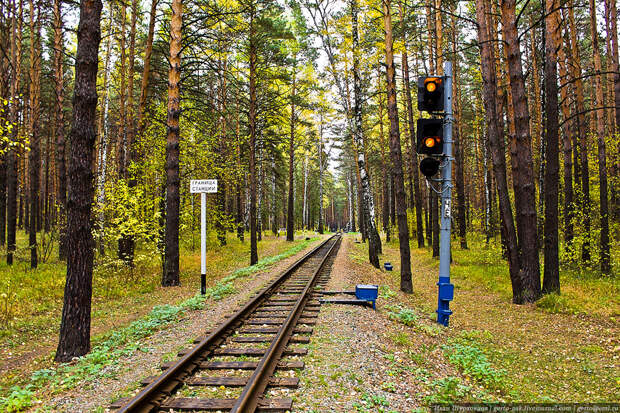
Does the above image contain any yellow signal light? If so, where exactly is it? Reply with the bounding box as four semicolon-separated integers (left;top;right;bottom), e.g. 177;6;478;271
426;81;437;92
425;137;436;148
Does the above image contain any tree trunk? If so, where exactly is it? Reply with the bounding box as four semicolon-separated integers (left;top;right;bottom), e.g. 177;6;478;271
28;0;40;269
55;0;102;362
249;9;258;265
604;0;620;218
53;0;67;260
163;0;182;286
398;3;424;248
216;54;228;246
567;0;591;262
118;0;139;263
137;0;158;139
352;0;381;266
96;11;112;257
116;2;127;178
287;67;296;242
476;0;522;303
588;0;611;274
6;0;21;265
318;115;325;234
383;0;412;292
235;107;244;241
302;154;308;229
432;191;439;257
451;13;467;249
500;0;541;302
377;68;390;242
542;0;560;293
554;14;574;247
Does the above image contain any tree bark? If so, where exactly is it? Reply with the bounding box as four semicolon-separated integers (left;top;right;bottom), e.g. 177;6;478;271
53;0;67;260
118;0;139;263
352;0;381;266
163;0;182;286
137;0;158;139
588;0;611;274
476;0;522;303
398;2;424;248
542;0;560;294
249;8;258;265
318;114;325;234
116;2;127;178
287;66;296;242
6;0;21;265
451;13;467;249
377;68;390;242
383;0;412;292
500;0;541;302
604;0;620;219
567;0;591;262
55;0;102;362
28;0;40;269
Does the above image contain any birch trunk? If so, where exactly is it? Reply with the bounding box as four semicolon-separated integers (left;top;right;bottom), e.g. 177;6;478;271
352;0;380;265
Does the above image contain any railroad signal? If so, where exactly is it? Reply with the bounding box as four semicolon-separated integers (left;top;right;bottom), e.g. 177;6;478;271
418;76;444;112
419;157;440;177
417;118;444;156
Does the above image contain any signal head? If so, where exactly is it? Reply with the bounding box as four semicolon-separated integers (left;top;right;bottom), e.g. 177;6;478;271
418;76;444;112
417;119;444;156
420;157;440;177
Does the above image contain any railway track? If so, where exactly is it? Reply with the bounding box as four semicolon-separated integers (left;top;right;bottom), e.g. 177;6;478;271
111;234;341;413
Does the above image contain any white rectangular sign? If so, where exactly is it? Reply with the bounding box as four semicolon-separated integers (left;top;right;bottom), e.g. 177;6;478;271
190;179;218;193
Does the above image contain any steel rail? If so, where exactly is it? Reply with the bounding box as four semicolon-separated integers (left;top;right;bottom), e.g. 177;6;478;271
231;235;340;412
117;234;338;413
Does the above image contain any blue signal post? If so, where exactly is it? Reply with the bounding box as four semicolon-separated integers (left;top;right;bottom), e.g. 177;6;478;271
436;61;455;327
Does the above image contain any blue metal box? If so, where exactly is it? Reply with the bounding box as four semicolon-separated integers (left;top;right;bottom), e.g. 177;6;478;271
437;283;454;301
384;262;393;271
356;284;378;309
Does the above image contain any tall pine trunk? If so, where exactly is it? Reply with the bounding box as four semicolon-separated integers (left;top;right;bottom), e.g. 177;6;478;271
118;0;139;264
542;0;560;293
377;69;390;242
398;3;424;248
383;0;412;292
28;0;40;269
6;0;21;265
53;0;67;260
476;0;522;303
588;0;611;274
567;0;591;262
287;68;296;241
248;9;258;265
55;0;102;362
500;0;541;302
162;0;182;286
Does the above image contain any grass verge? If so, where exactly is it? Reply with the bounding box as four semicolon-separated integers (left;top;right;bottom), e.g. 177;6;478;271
0;235;319;411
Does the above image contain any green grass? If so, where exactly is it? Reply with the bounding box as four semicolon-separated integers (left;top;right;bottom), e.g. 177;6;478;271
0;231;319;408
449;233;619;317
349;231;618;403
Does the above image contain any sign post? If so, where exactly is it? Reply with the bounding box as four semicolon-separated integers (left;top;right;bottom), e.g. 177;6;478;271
190;179;218;295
